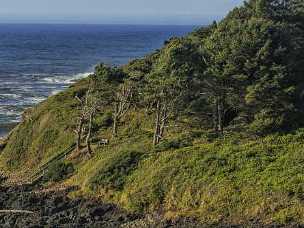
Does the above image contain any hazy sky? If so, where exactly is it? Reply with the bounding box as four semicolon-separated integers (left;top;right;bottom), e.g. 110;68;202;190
0;0;244;25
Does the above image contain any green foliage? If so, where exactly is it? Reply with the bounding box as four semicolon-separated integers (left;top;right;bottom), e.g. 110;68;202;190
93;111;113;129
43;161;74;182
197;0;304;134
95;63;127;84
116;131;304;222
89;148;144;191
249;109;285;135
154;136;193;152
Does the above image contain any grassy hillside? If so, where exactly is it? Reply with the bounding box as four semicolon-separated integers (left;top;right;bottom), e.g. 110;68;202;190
1;78;304;224
0;79;88;173
70;128;304;225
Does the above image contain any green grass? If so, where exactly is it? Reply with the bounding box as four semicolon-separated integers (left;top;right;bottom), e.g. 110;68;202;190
89;147;145;191
0;79;88;172
43;160;74;182
113;132;304;224
66;129;304;225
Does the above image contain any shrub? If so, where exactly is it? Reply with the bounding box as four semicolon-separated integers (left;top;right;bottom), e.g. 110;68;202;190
154;136;193;152
43;161;74;182
249;110;285;136
93;111;113;130
89;149;143;191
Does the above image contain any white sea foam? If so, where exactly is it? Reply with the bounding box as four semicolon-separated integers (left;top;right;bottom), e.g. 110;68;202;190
0;72;93;125
0;94;22;99
0;107;22;117
24;96;46;104
51;90;62;95
41;72;92;85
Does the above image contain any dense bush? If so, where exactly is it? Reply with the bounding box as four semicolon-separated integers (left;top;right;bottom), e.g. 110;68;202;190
93;111;113;130
43;161;74;182
89;149;143;191
154;136;193;152
117;130;304;222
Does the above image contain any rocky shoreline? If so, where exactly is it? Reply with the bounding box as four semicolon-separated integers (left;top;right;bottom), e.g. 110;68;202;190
0;183;299;227
0;184;213;228
0;184;139;227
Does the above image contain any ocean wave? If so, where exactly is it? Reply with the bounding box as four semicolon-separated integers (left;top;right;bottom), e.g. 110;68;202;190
0;107;22;117
23;96;46;105
23;73;50;77
0;93;22;99
0;72;92;126
4;118;21;123
0;96;46;107
51;90;62;95
41;72;92;84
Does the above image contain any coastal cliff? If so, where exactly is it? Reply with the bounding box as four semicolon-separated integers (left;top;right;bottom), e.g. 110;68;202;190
1;0;304;226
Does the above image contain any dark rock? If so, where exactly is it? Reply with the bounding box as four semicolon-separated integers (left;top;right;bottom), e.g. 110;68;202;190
0;173;8;184
0;184;140;227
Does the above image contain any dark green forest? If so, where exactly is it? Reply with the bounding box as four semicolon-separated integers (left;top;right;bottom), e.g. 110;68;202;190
89;0;304;142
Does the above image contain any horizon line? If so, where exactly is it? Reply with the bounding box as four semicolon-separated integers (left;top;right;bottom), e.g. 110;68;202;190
0;22;204;26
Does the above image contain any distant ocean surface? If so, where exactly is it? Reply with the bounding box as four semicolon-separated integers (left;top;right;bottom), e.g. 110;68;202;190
0;24;195;135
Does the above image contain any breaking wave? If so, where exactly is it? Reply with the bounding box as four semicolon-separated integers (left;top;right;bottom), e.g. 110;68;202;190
0;71;92;125
41;72;92;85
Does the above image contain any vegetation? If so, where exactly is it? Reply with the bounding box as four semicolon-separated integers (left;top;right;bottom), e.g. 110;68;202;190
1;0;304;225
43;161;74;182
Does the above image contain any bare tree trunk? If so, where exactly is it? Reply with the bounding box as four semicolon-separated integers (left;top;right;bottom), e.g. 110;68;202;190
112;103;119;138
111;85;133;138
159;105;168;139
217;96;224;136
76;117;84;151
213;98;219;132
0;210;35;215
86;112;93;155
153;100;161;146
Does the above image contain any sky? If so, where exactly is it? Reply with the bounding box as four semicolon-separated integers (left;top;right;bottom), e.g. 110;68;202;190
0;0;244;25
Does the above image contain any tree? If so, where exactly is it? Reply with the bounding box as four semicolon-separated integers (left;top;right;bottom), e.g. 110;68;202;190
112;81;134;138
144;38;202;145
201;19;256;134
74;94;86;152
84;90;98;154
74;88;96;154
74;77;100;155
197;0;304;135
145;72;180;145
94;64;133;138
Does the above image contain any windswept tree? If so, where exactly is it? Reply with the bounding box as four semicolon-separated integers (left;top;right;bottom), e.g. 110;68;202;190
74;81;98;154
94;63;133;138
198;0;304;135
201;18;276;134
74;94;87;152
145;73;180;145
112;81;134;137
84;90;99;154
145;38;202;145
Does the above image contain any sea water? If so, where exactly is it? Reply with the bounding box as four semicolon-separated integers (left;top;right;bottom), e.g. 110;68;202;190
0;24;194;135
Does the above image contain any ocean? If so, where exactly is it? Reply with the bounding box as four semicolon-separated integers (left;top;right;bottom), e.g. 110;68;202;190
0;24;195;136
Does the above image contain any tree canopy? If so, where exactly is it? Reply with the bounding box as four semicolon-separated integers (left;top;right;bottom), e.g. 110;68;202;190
88;0;304;143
